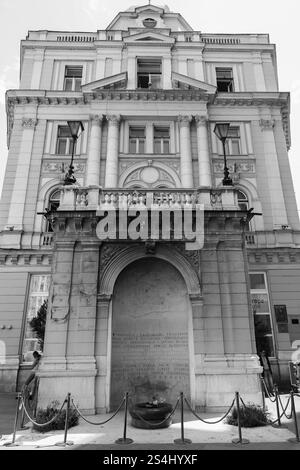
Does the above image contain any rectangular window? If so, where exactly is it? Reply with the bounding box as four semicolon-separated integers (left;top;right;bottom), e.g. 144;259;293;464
64;66;83;92
154;127;170;154
129;127;146;154
216;67;234;92
56;126;75;155
250;273;275;358
225;126;241;155
22;275;50;362
137;58;162;89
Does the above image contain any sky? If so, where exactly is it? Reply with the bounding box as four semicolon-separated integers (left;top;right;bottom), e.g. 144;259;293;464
0;0;299;213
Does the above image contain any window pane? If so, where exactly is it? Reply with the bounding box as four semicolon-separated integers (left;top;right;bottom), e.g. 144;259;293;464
251;293;270;313
65;67;82;78
130;128;145;138
57;139;67;155
64;78;73;91
250;273;266;290
58;126;71;137
154;140;161;154
231;140;240;154
255;334;275;358
74;78;82;92
163;140;170;154
139;140;145;153
129;139;137;153
154;127;169;138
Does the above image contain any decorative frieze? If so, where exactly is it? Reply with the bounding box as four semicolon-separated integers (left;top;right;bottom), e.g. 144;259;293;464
0;253;52;266
247;250;300;264
42;161;85;174
213;161;255;174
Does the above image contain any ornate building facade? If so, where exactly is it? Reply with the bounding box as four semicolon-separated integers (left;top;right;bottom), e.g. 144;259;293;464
0;4;299;412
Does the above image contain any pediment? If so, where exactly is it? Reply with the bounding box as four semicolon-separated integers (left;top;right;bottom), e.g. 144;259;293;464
172;72;217;93
123;31;174;45
81;72;127;92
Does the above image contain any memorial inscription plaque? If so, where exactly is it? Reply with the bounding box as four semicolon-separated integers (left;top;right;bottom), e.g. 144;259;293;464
110;258;190;409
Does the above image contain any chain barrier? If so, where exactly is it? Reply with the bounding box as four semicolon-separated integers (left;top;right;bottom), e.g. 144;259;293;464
277;394;293;420
240;394;292;426
71;397;125;426
184;396;235;425
21;394;67;427
261;377;276;402
128;397;180;429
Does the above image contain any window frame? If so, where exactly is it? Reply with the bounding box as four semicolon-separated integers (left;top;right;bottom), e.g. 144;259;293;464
129;126;146;154
225;126;241;155
154;126;170;154
216;67;235;93
137;57;162;89
250;272;276;358
56;125;75;155
63;65;83;92
20;274;50;364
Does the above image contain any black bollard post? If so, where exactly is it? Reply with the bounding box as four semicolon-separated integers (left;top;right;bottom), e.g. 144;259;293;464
55;393;74;447
232;392;249;445
4;393;22;447
288;390;300;444
274;385;281;427
174;392;192;445
115;392;134;445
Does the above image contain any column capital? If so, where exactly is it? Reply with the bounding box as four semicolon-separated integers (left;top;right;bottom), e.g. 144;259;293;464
177;115;192;127
195;115;208;126
22;118;37;129
89;114;104;125
107;114;121;126
259;119;275;130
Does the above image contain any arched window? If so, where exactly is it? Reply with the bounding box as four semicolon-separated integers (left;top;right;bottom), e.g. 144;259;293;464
237;190;248;210
237;190;251;230
46;189;60;232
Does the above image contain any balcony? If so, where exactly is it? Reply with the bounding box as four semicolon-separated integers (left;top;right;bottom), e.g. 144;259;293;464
57;186;240;212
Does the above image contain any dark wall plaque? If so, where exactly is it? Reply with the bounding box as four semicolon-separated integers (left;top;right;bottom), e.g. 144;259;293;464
274;305;288;323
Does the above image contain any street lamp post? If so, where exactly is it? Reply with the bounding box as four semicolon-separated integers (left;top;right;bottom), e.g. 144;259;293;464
213;123;233;186
64;121;84;185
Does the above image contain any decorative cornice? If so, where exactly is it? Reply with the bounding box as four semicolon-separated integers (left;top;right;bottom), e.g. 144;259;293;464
248;250;300;265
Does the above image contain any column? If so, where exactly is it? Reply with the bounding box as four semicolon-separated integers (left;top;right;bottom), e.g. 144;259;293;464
259;118;288;227
7;118;37;230
195;115;212;187
178;115;193;188
86;114;103;186
105;115;121;187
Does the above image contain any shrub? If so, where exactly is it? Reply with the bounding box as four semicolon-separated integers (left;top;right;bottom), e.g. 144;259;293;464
33;400;79;433
226;403;270;428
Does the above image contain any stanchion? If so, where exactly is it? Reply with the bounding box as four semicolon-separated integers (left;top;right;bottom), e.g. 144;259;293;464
4;393;22;447
232;392;249;445
288;390;300;444
274;385;281;427
55;393;74;447
174;392;192;445
260;377;266;411
115;392;133;445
